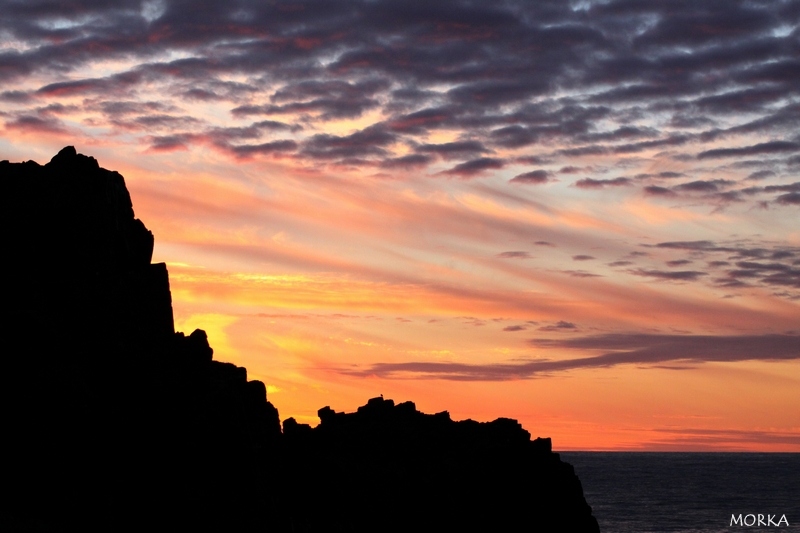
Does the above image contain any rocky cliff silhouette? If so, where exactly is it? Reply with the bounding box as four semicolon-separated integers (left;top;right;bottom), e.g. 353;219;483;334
0;147;599;532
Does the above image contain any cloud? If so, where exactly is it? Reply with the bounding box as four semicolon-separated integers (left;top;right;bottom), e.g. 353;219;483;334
441;157;505;177
0;0;797;203
116;114;203;131
37;79;115;97
653;240;800;261
654;172;685;179
746;170;776;181
643;185;677;197
612;135;692;154
698;141;800;160
0;90;33;102
417;141;491;160
538;321;577;332
497;251;532;259
575;177;632;189
561;270;601;278
510;170;550;184
646;427;800;450
300;125;396;161
728;261;800;289
95;100;176;117
675;180;731;193
692;86;789;114
380;154;433;169
386;107;459;134
559;166;583;174
227;140;298;158
147;134;195;152
654;241;727;252
4;115;67;134
776;192;800;206
234;79;390;120
641;240;800;295
631;269;708;282
343;333;800;381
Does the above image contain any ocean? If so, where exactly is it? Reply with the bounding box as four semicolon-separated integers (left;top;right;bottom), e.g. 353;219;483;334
560;453;800;532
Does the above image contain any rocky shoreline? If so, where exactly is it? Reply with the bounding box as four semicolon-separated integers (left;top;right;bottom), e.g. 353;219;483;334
1;147;599;532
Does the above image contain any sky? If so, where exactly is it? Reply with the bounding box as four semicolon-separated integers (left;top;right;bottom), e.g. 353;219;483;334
1;0;799;451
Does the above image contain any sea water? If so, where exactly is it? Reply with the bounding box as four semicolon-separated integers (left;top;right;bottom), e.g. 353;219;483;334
560;453;800;532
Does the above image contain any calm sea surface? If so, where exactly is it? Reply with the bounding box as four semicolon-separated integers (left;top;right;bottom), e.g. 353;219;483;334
560;453;800;532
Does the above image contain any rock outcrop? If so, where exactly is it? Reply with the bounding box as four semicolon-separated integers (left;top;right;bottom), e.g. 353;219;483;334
281;397;598;531
0;147;599;532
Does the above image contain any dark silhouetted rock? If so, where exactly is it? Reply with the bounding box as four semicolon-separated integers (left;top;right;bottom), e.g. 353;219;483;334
1;147;280;531
278;396;598;532
0;148;598;532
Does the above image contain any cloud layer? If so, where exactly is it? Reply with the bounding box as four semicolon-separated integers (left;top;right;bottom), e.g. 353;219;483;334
346;333;800;381
2;0;799;210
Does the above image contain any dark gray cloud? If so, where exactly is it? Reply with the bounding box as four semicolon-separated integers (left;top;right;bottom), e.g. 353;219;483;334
147;133;197;152
300;125;396;160
343;333;800;381
117;114;202;131
643;185;677;197
416;140;490;160
674;180;735;193
441;157;505;177
655;172;685;179
777;192;800;205
5;114;67;133
746;170;776;181
510;170;550;184
655;241;723;252
562;270;601;278
94;100;176;116
497;251;532;259
698;141;800;160
227;140;298;158
575;177;631;189
0;90;34;102
630;171;685;180
538;321;577;332
728;261;800;289
38;78;115;97
559;166;583;174
631;269;708;282
692;86;791;115
666;260;693;267
386;107;460;134
380;154;433;169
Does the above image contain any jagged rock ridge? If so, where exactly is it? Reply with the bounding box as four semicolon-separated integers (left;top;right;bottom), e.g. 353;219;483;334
0;147;599;532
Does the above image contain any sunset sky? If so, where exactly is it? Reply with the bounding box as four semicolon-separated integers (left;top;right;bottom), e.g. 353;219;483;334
2;0;799;450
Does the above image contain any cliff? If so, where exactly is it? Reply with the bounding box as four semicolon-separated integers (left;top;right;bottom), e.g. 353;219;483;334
0;147;599;532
